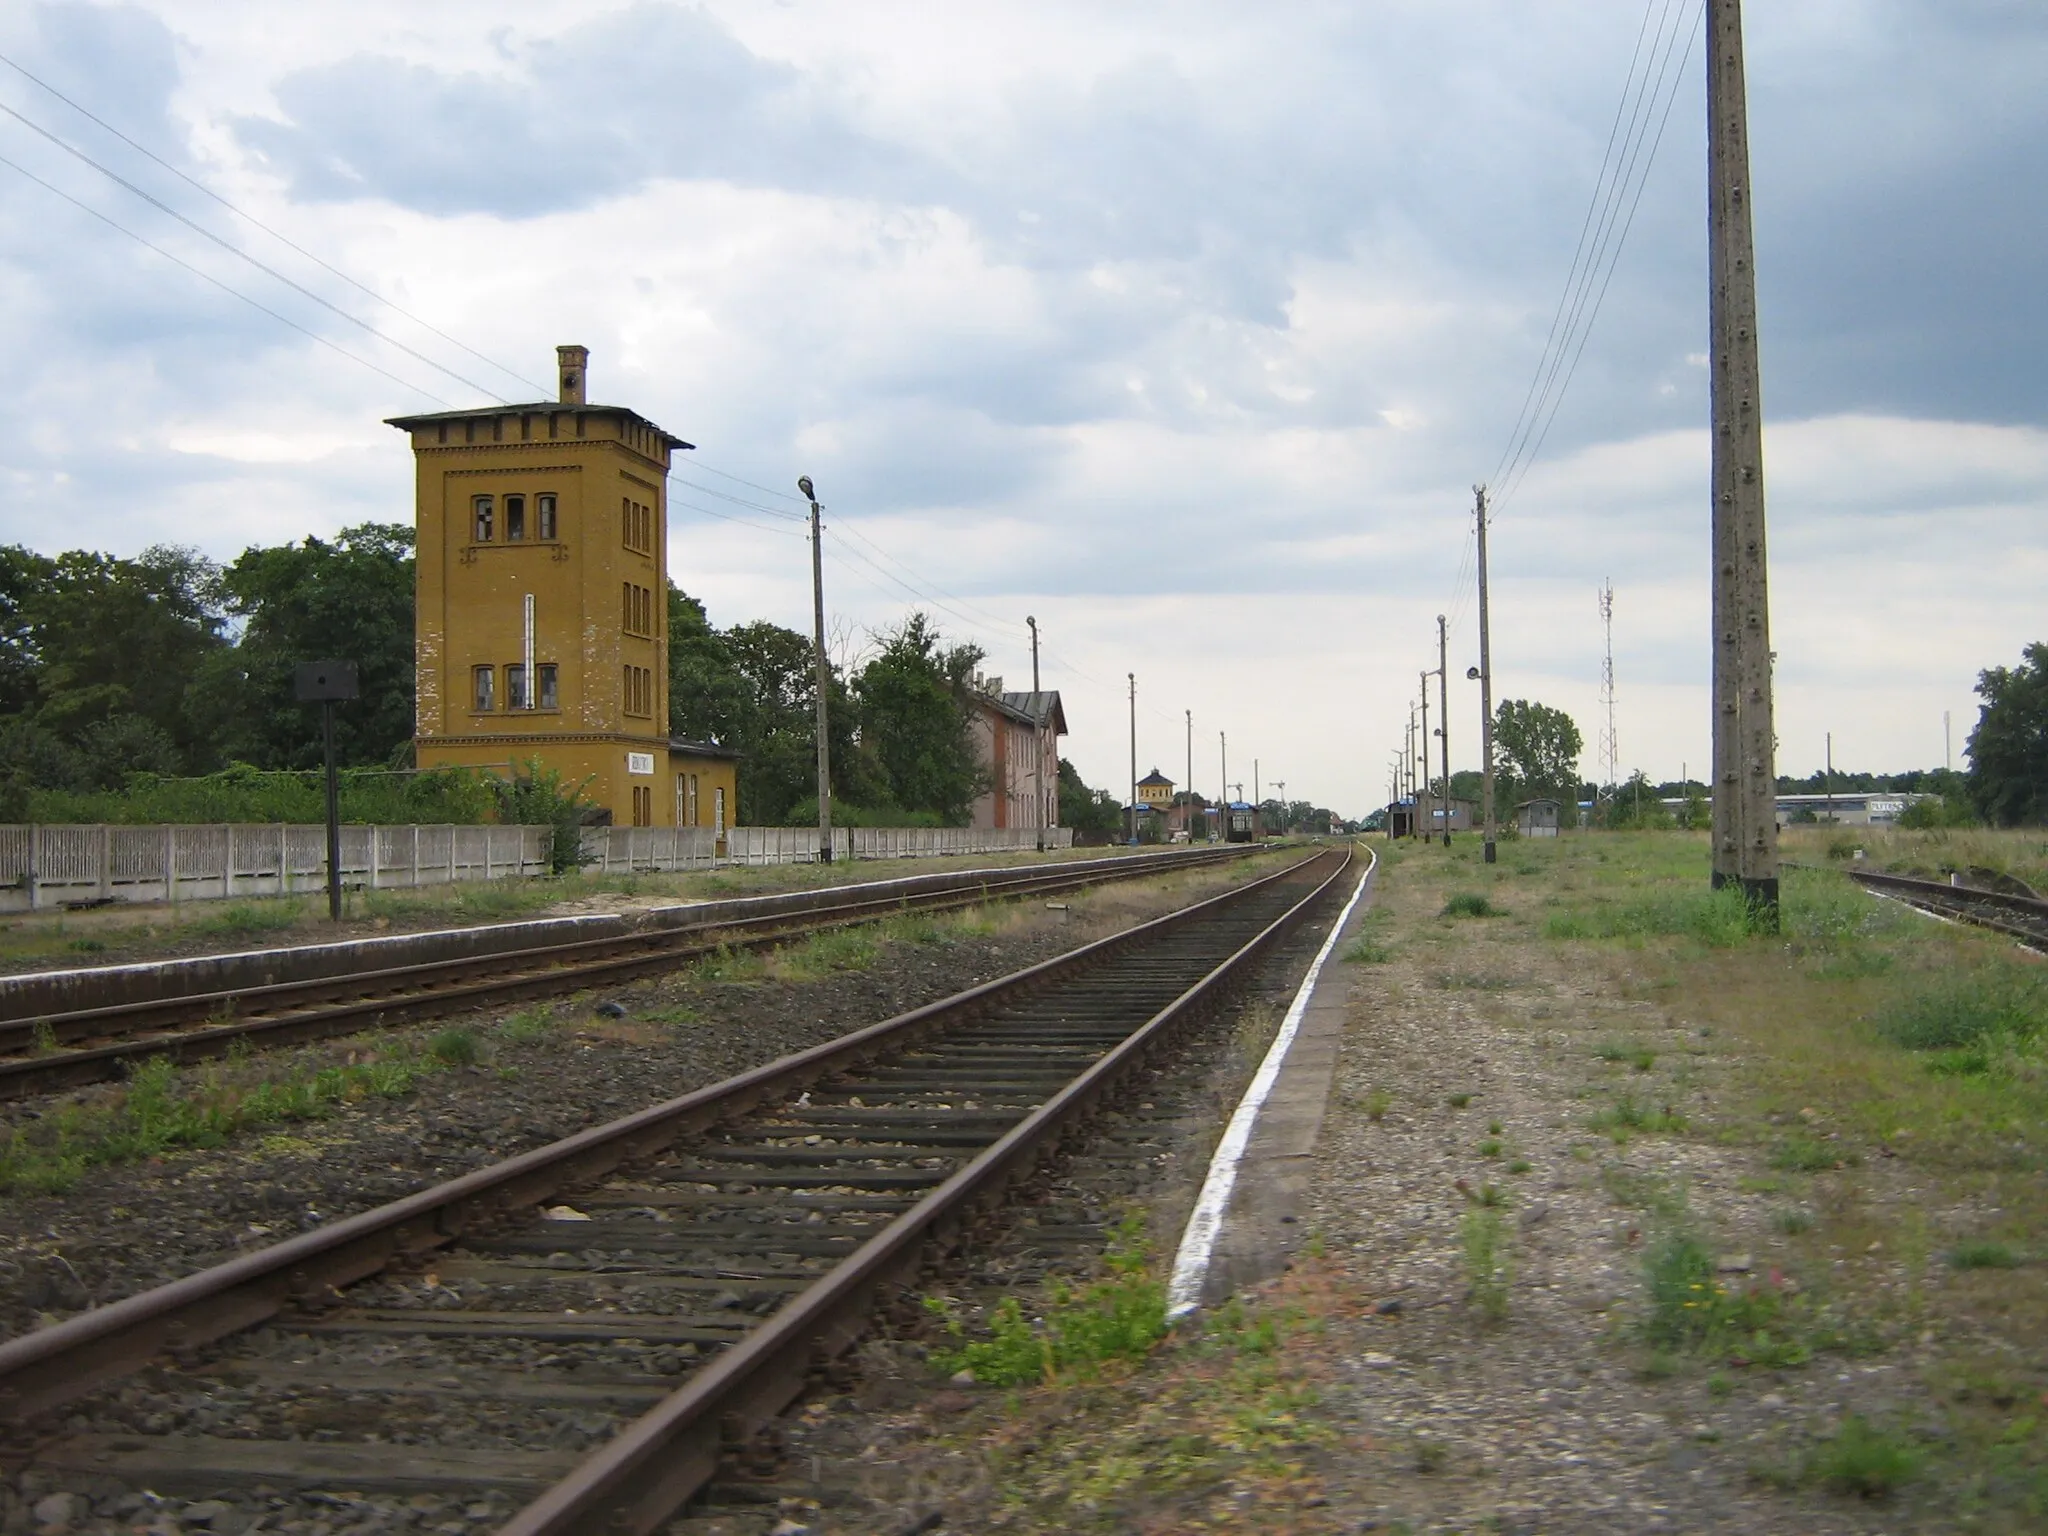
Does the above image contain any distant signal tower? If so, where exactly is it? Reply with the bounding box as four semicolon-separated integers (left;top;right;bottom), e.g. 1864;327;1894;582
1598;580;1619;802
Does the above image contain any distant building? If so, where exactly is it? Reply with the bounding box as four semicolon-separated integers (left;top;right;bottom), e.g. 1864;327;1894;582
1136;769;1175;810
965;678;1067;831
1517;798;1564;838
389;346;738;829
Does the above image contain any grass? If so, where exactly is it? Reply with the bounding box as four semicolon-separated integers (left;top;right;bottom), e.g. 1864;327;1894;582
427;1027;479;1066
1946;1240;2021;1270
1341;935;1393;964
1441;891;1501;919
928;1219;1167;1386
1587;1094;1687;1142
193;899;306;938
1359;1087;1393;1122
498;1007;556;1044
1460;1207;1511;1322
0;1052;431;1195
1875;963;2046;1054
774;927;879;979
1641;1226;1812;1368
1803;1415;1924;1499
1769;1136;1846;1173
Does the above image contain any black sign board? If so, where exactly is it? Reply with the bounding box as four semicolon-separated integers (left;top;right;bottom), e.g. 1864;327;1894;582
295;661;359;702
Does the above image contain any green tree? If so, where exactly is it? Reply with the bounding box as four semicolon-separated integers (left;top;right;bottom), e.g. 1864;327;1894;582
1966;642;2048;825
1059;758;1120;834
208;524;417;770
22;545;228;776
853;614;985;824
1491;699;1583;807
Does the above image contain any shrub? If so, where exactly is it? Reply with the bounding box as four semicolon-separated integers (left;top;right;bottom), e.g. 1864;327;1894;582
1442;892;1500;918
1806;1416;1922;1498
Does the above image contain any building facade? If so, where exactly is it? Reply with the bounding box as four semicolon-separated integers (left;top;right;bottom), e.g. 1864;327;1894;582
965;680;1067;831
389;346;737;828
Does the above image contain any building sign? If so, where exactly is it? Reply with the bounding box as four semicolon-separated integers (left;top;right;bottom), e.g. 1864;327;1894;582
626;752;655;776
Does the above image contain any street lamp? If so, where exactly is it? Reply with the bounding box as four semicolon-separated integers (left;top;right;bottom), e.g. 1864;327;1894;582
799;476;832;863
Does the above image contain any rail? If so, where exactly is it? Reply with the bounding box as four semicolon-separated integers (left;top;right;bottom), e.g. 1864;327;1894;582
0;845;1250;1100
1844;865;2048;953
0;848;1354;1536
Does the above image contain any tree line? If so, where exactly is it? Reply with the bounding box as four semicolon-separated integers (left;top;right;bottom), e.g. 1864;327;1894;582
0;526;1109;828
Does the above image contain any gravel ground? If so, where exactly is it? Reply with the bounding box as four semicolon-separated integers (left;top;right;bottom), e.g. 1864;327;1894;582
0;856;1274;1345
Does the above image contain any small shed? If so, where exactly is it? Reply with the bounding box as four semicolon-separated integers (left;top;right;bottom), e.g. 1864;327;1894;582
1517;798;1563;838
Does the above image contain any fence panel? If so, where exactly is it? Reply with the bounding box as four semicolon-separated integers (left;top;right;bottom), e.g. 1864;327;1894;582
0;823;561;912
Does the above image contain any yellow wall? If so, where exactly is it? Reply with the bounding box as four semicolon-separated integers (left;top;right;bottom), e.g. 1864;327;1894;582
392;397;724;827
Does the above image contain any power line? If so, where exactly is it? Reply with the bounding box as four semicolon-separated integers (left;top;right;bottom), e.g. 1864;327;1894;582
1487;0;1703;514
0;49;550;400
0;95;512;402
0;149;449;404
669;496;806;538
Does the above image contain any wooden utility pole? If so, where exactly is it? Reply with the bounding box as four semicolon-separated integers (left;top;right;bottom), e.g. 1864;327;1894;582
800;476;833;864
1475;484;1497;862
1708;0;1778;922
1028;616;1044;850
1219;730;1227;843
1437;614;1452;846
1185;709;1193;842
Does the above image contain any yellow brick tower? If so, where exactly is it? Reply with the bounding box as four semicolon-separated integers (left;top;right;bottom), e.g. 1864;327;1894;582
388;346;738;828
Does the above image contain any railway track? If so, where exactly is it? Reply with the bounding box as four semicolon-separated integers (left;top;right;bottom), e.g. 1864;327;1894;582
0;845;1357;1535
0;844;1248;1101
1845;866;2048;953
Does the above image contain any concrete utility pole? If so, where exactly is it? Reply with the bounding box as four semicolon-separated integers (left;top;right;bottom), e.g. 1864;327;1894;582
1253;758;1261;836
1708;0;1779;922
1437;613;1452;846
1474;484;1497;862
1274;780;1286;836
800;476;833;864
1219;730;1227;843
1128;672;1138;846
1419;671;1431;843
1185;709;1193;842
1027;616;1044;851
1825;731;1834;825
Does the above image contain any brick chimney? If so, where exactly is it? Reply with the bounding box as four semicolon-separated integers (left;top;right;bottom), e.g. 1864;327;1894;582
556;345;589;404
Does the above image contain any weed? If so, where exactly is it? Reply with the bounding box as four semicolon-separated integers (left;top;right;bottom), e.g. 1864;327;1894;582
67;937;106;954
1446;1092;1473;1109
1588;1095;1686;1142
695;944;766;984
882;913;946;946
1877;965;2046;1052
1642;1227;1811;1367
1413;1439;1448;1474
1487;1119;1503;1135
1769;1137;1844;1173
1342;936;1393;964
1947;1241;2020;1270
1601;1165;1686;1217
31;1020;57;1056
498;1008;555;1044
1361;1087;1393;1122
197;900;304;938
1461;1208;1511;1322
1507;1157;1534;1175
1772;1208;1816;1235
642;1004;702;1026
1707;1372;1734;1398
929;1218;1166;1386
777;928;878;979
1631;1048;1657;1072
1478;1138;1503;1158
1594;1040;1633;1063
428;1028;479;1066
1442;892;1500;919
1470;1182;1510;1208
1545;885;1761;947
1805;1416;1922;1498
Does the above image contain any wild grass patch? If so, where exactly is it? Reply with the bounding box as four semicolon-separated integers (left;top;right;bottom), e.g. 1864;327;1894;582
1946;1240;2021;1270
1641;1228;1812;1368
194;900;304;938
1803;1415;1924;1499
1875;964;2046;1054
1441;891;1501;919
498;1007;556;1044
1460;1208;1511;1322
1587;1094;1687;1142
775;927;879;979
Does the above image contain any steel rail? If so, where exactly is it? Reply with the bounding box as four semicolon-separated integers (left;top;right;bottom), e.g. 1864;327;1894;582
1845;867;2048;953
503;845;1353;1535
0;845;1249;1100
0;848;1333;1430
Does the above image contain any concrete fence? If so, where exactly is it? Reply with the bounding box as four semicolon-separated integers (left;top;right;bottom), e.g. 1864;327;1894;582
579;824;1075;873
0;824;554;913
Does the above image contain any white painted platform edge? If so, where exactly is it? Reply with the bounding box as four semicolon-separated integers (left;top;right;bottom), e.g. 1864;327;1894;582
1165;845;1377;1320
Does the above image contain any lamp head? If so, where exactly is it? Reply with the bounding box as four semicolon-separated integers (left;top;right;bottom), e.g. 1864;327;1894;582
797;475;816;501
1466;665;1481;680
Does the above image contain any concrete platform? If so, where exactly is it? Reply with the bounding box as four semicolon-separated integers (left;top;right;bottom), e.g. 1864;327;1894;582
1168;846;1379;1316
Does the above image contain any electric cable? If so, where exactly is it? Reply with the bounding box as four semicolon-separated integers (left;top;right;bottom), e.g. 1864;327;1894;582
0;149;448;404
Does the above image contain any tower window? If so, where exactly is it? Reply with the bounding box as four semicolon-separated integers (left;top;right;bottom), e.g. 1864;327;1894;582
623;664;653;717
505;494;526;541
507;663;528;710
537;663;558;710
622;497;654;554
473;496;494;542
472;665;495;711
537;493;558;540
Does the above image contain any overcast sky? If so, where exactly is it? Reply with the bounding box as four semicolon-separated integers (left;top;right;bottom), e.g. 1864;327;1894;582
1;0;2042;813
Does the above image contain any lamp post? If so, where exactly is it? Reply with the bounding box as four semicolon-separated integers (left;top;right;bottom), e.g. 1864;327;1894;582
799;475;832;864
1128;672;1138;847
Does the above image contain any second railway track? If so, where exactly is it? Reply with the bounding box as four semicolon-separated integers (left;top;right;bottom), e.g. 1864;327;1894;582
1845;865;2048;953
0;845;1359;1536
0;844;1248;1101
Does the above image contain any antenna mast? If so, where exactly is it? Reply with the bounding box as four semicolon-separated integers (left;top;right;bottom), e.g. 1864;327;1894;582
1598;579;1619;804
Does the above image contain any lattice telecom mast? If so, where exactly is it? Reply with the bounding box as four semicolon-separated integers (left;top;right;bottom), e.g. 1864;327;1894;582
1598;580;1619;798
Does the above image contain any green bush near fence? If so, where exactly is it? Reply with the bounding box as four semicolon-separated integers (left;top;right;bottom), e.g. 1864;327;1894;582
19;760;591;870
